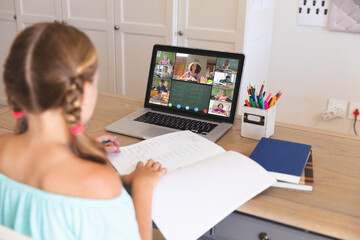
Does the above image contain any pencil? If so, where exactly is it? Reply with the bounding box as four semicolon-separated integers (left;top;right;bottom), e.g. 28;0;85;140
259;81;265;95
269;96;277;108
275;91;282;100
265;91;272;102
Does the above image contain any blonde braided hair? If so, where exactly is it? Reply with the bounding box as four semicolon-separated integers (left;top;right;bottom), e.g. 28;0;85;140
4;22;107;164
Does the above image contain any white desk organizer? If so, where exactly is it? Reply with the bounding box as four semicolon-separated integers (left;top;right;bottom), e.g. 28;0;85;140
241;105;276;140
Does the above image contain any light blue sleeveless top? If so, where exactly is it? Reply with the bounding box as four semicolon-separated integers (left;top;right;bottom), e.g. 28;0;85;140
0;173;141;240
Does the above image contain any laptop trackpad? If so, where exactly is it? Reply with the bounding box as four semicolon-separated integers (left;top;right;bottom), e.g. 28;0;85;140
141;127;177;139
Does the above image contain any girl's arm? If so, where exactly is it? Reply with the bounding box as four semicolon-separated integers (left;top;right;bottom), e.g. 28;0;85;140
123;160;166;240
178;72;189;81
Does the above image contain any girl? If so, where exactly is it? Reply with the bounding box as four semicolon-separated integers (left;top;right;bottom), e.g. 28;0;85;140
215;89;229;101
211;103;228;116
179;62;202;83
158;54;170;65
0;22;166;240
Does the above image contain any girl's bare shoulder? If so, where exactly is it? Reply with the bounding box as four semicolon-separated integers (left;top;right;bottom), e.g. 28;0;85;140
41;155;123;199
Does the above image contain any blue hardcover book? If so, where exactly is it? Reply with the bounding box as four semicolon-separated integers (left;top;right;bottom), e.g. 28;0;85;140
250;138;312;184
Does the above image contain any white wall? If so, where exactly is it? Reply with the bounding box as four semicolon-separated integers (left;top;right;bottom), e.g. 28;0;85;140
239;0;275;111
267;0;360;135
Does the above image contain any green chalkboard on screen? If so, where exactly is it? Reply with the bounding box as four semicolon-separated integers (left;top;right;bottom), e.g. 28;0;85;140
169;80;212;111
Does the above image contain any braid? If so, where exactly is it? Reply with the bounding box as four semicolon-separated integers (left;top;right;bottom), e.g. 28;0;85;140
63;76;84;127
4;22;109;164
62;75;108;165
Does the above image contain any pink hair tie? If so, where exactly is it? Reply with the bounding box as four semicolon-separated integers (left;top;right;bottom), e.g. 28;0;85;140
70;123;84;135
12;111;24;119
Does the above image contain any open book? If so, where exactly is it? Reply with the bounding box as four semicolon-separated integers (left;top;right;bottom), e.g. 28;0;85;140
108;131;275;240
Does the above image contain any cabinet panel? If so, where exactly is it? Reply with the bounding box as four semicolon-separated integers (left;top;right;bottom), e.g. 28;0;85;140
63;0;116;93
20;0;57;17
178;0;247;53
14;0;60;28
0;0;15;15
82;29;114;92
66;0;107;21
186;0;238;31
122;0;166;26
114;0;174;95
186;39;235;52
0;20;17;105
122;33;166;97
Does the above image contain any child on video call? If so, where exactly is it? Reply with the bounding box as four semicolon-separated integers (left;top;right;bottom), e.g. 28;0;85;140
222;59;231;70
0;22;166;240
158;65;171;79
211;103;228;116
179;62;202;83
156;79;169;92
159;54;170;65
216;89;229;101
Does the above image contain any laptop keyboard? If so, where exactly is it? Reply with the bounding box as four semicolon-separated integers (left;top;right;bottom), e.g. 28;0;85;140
134;112;218;134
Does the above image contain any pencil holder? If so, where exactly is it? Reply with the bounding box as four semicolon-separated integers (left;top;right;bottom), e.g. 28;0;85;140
241;105;276;140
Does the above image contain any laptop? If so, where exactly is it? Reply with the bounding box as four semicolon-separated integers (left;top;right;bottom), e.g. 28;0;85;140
105;44;245;142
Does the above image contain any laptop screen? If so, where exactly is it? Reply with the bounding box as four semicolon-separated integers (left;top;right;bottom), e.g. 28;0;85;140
144;45;245;124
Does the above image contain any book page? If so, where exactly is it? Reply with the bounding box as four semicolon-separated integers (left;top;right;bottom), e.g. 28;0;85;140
107;131;225;175
152;150;276;240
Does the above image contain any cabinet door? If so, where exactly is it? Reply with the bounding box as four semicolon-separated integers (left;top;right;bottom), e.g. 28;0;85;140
0;0;18;105
114;0;175;97
62;0;116;93
177;0;247;53
14;0;61;28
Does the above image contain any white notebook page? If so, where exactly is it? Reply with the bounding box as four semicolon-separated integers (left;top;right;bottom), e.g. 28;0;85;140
107;131;225;175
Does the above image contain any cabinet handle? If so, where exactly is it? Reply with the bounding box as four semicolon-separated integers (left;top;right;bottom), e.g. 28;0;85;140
62;20;68;25
258;232;270;240
178;30;184;36
13;14;17;20
114;25;120;30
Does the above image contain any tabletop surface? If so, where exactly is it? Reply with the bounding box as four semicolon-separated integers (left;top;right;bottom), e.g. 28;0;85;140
0;92;359;239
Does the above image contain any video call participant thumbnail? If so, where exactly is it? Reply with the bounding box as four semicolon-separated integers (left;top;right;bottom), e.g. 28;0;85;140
222;59;231;70
156;79;169;92
156;51;175;66
179;62;203;83
212;88;232;102
209;100;231;117
150;91;167;105
159;54;171;65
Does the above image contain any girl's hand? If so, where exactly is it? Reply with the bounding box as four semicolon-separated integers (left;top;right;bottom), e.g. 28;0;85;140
94;134;120;153
123;160;166;188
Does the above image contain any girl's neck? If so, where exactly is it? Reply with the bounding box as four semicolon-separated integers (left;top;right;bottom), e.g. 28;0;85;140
23;109;72;145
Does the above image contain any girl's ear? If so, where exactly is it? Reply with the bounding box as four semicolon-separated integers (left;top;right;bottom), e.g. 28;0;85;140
82;81;91;103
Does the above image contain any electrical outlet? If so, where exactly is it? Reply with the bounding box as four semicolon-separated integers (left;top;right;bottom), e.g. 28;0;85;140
348;101;360;120
327;98;347;118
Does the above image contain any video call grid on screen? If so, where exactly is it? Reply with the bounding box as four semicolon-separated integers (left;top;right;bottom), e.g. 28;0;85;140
147;47;241;120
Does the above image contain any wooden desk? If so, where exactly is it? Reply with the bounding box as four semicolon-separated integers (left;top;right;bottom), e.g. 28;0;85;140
0;93;359;239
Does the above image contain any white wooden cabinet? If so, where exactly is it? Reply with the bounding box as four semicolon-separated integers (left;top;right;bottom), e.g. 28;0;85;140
0;1;17;105
0;0;115;104
0;0;275;113
60;0;116;93
114;0;175;97
177;0;247;52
